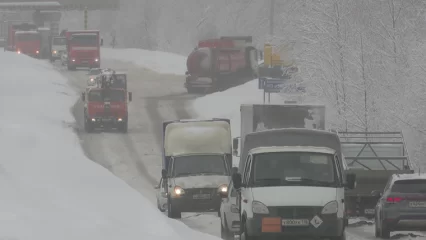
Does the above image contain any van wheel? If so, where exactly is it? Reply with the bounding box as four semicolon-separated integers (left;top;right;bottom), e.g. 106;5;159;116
167;200;181;219
380;221;390;239
221;219;232;240
118;121;128;133
84;117;94;133
330;232;346;240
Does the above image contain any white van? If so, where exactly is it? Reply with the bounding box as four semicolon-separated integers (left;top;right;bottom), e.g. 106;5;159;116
231;145;356;240
159;119;233;219
50;36;66;62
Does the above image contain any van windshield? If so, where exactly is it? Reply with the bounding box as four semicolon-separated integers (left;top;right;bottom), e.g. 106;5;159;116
172;155;227;177
251;152;338;187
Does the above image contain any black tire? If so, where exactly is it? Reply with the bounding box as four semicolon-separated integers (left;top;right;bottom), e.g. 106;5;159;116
375;214;381;238
242;220;256;240
84;117;94;133
157;199;165;212
221;220;232;240
118;121;128;133
167;200;181;219
186;86;197;94
380;221;390;239
330;232;346;240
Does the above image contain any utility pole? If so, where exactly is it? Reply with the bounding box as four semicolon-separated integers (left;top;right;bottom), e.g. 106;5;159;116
269;0;274;37
84;7;88;30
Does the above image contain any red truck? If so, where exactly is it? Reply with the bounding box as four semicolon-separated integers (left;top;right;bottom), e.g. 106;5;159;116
81;77;132;133
185;36;258;93
65;30;101;70
5;22;40;56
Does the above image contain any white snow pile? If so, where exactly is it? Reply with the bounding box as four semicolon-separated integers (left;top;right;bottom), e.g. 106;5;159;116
101;47;186;75
0;52;219;240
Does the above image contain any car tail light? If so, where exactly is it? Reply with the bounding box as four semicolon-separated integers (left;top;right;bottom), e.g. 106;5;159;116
386;197;403;203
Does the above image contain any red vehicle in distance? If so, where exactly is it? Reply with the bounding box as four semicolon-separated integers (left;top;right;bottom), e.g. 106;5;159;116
65;30;101;70
14;30;41;57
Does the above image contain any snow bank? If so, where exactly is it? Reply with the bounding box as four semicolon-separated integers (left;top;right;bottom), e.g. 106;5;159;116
0;52;219;240
101;47;186;75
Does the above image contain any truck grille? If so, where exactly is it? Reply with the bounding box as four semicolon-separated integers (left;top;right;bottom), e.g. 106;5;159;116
269;206;322;218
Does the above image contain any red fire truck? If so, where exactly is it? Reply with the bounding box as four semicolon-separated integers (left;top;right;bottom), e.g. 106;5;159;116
65;30;101;70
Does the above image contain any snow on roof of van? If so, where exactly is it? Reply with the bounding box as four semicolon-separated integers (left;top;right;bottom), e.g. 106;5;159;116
249;146;336;155
165;122;231;156
71;33;97;36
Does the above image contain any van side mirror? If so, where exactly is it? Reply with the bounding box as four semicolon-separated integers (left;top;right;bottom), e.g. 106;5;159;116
81;92;85;101
161;169;168;179
232;173;242;189
346;173;356;189
232;137;240;157
100;38;103;46
128;92;132;102
231;167;238;174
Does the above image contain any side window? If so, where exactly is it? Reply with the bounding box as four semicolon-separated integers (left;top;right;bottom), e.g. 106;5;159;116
242;155;251;182
167;158;173;176
334;155;342;183
244;157;252;184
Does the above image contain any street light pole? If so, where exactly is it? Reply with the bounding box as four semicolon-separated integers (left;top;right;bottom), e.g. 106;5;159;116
269;0;274;37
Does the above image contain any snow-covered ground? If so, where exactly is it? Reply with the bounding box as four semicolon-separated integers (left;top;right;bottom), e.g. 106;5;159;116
0;51;221;240
101;47;186;75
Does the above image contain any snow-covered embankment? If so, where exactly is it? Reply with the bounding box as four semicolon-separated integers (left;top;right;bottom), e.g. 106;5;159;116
0;51;219;240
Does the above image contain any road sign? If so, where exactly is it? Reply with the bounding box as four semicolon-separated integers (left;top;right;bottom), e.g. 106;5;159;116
258;78;286;93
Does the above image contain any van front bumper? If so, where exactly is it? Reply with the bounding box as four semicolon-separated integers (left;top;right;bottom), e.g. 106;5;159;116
246;214;344;238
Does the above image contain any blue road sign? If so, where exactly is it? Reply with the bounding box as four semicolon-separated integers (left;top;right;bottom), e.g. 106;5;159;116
258;78;286;93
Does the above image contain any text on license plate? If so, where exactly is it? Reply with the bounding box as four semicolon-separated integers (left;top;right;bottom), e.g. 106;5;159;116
364;209;375;214
282;219;309;226
193;193;210;200
409;201;426;208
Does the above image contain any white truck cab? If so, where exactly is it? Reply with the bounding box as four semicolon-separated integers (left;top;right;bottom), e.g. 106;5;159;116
232;145;356;240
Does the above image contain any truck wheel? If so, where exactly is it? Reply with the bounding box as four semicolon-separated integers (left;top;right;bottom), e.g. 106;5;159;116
167;200;181;219
84;117;94;133
118;121;128;133
221;218;233;240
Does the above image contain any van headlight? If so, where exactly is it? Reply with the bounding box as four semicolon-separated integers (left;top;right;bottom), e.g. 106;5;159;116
321;201;338;214
173;186;184;196
252;201;269;214
218;184;228;193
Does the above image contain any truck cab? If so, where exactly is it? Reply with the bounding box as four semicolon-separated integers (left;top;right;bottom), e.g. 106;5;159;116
66;30;101;70
160;119;232;219
14;30;41;57
50;36;66;62
231;145;356;240
81;81;132;133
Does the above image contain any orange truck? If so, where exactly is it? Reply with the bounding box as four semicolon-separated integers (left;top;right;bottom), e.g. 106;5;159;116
185;36;258;93
64;30;101;70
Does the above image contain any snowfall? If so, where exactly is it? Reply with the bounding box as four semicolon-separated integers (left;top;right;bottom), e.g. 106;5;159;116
0;50;218;240
2;47;424;240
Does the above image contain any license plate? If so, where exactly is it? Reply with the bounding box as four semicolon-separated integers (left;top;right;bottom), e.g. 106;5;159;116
102;118;112;122
282;219;309;226
409;201;426;208
82;61;88;64
193;193;210;200
364;209;375;214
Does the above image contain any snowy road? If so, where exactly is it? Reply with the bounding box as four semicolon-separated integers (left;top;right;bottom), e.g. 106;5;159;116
54;58;426;240
55;59;220;236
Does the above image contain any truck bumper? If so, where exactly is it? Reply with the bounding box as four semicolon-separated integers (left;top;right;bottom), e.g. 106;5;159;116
69;59;100;68
170;195;221;212
185;76;213;89
88;117;126;127
246;214;344;238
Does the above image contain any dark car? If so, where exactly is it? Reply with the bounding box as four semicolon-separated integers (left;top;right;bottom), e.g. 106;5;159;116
375;174;426;238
